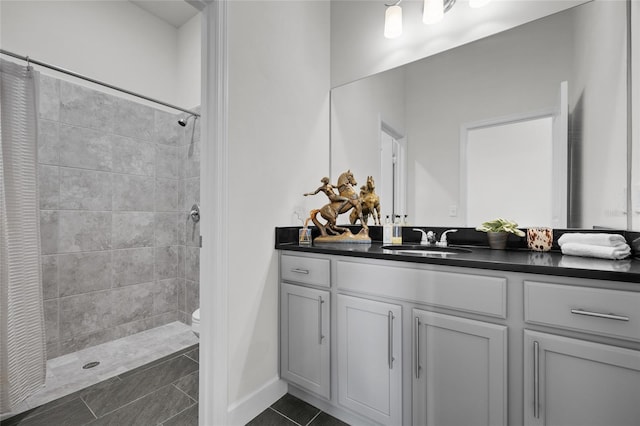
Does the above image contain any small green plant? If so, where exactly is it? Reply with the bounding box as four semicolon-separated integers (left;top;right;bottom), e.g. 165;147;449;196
476;218;525;237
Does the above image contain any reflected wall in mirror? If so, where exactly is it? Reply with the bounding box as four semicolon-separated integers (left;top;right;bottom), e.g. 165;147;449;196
331;1;629;230
633;1;640;231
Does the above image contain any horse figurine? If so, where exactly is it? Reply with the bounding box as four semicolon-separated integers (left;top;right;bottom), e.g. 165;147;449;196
350;175;381;226
308;170;367;238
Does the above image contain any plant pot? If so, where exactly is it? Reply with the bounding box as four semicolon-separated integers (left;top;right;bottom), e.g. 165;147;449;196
487;231;509;250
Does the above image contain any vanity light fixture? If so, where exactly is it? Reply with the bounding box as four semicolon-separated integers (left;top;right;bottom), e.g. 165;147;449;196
384;0;491;38
384;0;403;39
423;0;446;24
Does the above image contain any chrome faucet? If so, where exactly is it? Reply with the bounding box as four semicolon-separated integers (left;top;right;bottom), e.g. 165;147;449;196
436;229;458;247
413;228;436;245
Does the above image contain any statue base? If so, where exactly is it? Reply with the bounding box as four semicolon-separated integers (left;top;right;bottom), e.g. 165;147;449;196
313;228;371;244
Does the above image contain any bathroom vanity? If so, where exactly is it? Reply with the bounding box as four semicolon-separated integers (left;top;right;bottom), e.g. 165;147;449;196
275;228;640;426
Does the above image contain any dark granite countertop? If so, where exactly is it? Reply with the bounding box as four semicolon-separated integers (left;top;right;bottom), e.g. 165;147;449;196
275;226;640;284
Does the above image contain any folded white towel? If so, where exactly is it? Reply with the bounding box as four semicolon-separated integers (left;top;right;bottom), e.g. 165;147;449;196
561;242;631;260
559;256;632;272
557;233;627;248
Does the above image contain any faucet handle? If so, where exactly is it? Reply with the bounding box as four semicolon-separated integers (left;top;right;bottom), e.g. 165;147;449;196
438;229;458;247
412;228;428;244
413;228;436;245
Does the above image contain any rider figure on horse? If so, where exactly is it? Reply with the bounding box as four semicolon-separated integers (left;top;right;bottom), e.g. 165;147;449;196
304;176;353;213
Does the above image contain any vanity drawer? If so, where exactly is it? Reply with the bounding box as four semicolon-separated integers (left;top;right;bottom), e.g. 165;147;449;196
336;260;506;318
524;281;640;341
281;254;330;288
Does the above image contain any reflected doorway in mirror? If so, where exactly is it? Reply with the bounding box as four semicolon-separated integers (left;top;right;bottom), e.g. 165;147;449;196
380;121;407;220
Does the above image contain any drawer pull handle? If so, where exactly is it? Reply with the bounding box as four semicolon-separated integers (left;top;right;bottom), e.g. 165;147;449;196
533;341;540;419
388;311;395;370
291;268;310;275
570;309;629;322
414;317;421;379
318;296;325;344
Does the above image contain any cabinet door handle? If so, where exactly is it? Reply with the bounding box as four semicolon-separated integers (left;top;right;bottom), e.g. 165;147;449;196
570;308;629;322
388;311;395;370
318;296;325;344
414;316;420;379
291;268;309;274
533;341;540;419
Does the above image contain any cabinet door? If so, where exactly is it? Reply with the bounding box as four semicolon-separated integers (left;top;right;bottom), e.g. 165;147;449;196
281;283;330;399
337;294;402;425
412;310;507;426
524;330;640;426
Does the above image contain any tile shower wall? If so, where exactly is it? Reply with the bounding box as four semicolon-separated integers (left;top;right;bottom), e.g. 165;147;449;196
38;75;200;359
180;107;200;325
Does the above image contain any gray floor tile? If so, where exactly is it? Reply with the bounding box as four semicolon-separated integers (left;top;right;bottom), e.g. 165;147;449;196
86;385;192;426
173;371;198;401
162;404;198;426
117;343;197;379
13;377;121;422
82;355;198;417
246;408;297;426
184;347;199;363
308;412;349;426
271;394;320;426
1;398;95;426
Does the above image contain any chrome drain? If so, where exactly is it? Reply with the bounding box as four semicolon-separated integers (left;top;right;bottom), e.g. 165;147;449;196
82;361;100;369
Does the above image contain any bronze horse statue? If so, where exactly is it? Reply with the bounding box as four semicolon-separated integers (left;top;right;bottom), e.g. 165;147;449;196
309;170;366;237
350;175;381;226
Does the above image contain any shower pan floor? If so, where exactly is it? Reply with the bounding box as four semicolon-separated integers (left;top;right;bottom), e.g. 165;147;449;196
1;321;198;420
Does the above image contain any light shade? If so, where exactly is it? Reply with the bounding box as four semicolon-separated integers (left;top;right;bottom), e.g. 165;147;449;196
469;0;491;8
423;0;444;24
384;5;403;39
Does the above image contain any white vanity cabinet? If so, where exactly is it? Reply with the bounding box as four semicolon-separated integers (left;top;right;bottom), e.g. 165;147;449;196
337;294;402;426
280;254;331;399
523;330;640;426
280;283;330;399
412;309;507;426
523;280;640;426
278;249;640;426
335;258;508;426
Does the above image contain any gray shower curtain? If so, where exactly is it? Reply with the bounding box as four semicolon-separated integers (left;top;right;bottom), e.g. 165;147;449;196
0;58;46;413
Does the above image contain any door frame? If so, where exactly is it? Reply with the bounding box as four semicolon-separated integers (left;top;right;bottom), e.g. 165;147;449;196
459;102;567;228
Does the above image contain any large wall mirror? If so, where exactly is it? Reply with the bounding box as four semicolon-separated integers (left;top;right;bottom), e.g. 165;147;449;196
331;1;630;230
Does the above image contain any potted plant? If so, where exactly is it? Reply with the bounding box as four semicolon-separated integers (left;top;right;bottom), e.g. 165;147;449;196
476;218;525;249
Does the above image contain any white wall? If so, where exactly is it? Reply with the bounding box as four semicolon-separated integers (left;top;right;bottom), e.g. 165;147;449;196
177;13;201;109
331;66;405;192
571;1;627;228
330;0;588;87
405;11;574;226
633;0;640;230
0;0;199;109
331;9;575;227
330;0;629;229
226;0;330;414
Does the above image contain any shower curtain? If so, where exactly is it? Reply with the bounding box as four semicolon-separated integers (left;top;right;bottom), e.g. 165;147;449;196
0;58;46;413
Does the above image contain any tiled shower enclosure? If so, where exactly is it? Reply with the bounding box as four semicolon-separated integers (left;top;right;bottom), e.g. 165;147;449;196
37;75;200;359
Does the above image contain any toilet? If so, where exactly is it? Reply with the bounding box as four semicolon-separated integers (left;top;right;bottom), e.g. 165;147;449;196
191;309;200;337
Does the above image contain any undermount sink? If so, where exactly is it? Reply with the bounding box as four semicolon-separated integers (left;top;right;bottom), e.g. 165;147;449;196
381;245;472;255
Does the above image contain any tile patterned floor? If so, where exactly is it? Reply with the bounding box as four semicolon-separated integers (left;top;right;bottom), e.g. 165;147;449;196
248;394;349;426
1;345;347;426
1;320;347;426
1;345;200;426
2;344;348;426
1;321;199;420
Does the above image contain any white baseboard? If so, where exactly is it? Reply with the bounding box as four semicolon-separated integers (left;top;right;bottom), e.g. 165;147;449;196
227;377;288;426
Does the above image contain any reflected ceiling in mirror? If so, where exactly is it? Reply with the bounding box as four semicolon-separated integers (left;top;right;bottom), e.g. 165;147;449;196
331;1;629;230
